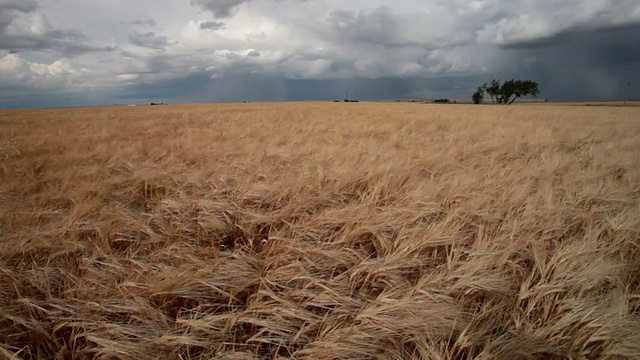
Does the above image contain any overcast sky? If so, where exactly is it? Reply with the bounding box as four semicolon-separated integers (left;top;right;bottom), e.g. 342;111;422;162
1;0;639;108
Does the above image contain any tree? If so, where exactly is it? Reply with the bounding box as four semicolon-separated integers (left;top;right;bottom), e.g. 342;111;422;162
475;79;540;105
472;86;484;104
501;79;540;104
484;79;501;104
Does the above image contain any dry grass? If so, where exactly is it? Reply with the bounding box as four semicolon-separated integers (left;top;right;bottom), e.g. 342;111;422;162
1;102;639;359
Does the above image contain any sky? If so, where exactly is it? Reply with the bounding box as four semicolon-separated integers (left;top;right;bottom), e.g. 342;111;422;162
1;0;639;108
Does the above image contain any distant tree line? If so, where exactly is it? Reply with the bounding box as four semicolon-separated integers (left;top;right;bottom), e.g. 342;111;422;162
433;98;454;104
472;79;540;104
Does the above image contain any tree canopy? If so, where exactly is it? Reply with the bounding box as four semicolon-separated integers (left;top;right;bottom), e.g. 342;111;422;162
474;79;540;105
471;86;484;104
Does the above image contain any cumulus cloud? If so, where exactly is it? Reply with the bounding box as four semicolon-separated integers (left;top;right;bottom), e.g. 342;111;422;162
0;53;89;90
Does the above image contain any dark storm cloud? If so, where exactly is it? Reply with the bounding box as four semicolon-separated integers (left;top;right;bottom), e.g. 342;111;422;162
143;54;188;73
484;0;640;48
0;0;38;13
190;0;248;18
200;21;226;30
128;31;177;50
0;88;115;109
321;5;480;53
497;24;640;101
190;0;308;19
326;7;404;47
0;27;102;56
113;52;210;78
0;0;38;30
113;72;214;100
106;66;487;105
110;22;640;105
500;22;640;52
0;0;102;56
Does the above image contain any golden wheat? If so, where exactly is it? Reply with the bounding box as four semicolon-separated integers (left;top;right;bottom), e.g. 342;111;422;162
1;102;639;359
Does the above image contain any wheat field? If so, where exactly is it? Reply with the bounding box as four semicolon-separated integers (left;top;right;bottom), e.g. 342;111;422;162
1;102;639;359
